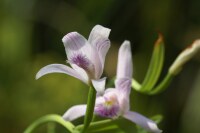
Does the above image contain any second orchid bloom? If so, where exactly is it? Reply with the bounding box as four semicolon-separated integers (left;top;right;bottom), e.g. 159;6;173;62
63;41;162;133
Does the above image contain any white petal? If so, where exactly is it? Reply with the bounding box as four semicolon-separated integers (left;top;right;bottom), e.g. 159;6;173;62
36;64;88;84
95;96;106;106
63;105;87;121
89;25;111;63
90;47;103;79
62;32;92;60
88;25;111;42
70;64;89;83
123;111;162;133
117;40;133;79
88;25;111;77
92;77;106;95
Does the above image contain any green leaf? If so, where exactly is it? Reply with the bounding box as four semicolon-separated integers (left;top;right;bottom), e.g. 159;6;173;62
133;34;165;93
24;114;75;133
82;85;97;132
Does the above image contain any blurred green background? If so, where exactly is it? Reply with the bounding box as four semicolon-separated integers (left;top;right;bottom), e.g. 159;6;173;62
0;0;200;133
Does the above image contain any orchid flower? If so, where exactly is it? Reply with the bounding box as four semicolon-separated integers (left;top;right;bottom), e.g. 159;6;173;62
36;25;111;85
63;41;162;133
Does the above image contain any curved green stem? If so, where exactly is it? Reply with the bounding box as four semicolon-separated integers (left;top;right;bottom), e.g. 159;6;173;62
82;86;96;132
149;73;174;95
132;78;142;91
24;114;75;133
132;73;174;95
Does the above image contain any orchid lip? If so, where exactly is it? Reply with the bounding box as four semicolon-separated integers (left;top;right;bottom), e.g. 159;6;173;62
94;93;120;118
95;102;120;118
69;53;92;70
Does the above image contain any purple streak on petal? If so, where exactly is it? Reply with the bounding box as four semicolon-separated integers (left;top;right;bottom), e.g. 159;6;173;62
123;111;162;133
115;78;131;95
35;64;87;84
69;53;92;70
116;40;133;79
62;105;87;121
62;32;87;51
62;32;92;62
62;32;99;79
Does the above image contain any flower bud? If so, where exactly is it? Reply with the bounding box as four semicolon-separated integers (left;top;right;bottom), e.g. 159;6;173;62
169;39;200;75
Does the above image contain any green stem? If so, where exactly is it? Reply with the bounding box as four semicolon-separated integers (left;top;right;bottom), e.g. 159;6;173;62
82;86;96;132
149;73;174;95
132;78;142;91
76;119;113;131
24;114;75;133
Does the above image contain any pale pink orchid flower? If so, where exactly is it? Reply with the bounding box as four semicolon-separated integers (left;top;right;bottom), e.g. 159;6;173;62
63;41;162;133
36;25;110;87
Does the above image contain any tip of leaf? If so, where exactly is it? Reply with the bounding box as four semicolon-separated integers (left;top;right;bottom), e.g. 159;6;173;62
155;33;164;47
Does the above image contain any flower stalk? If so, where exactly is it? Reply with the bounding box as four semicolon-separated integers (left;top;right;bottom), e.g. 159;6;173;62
82;85;97;133
149;73;174;95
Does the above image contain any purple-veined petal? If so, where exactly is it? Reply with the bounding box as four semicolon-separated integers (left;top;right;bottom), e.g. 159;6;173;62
36;64;88;84
62;32;93;62
88;25;111;78
92;77;106;95
95;90;120;118
115;78;131;95
123;111;162;133
62;105;87;121
62;32;97;78
114;78;131;114
114;41;133;113
117;40;132;79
